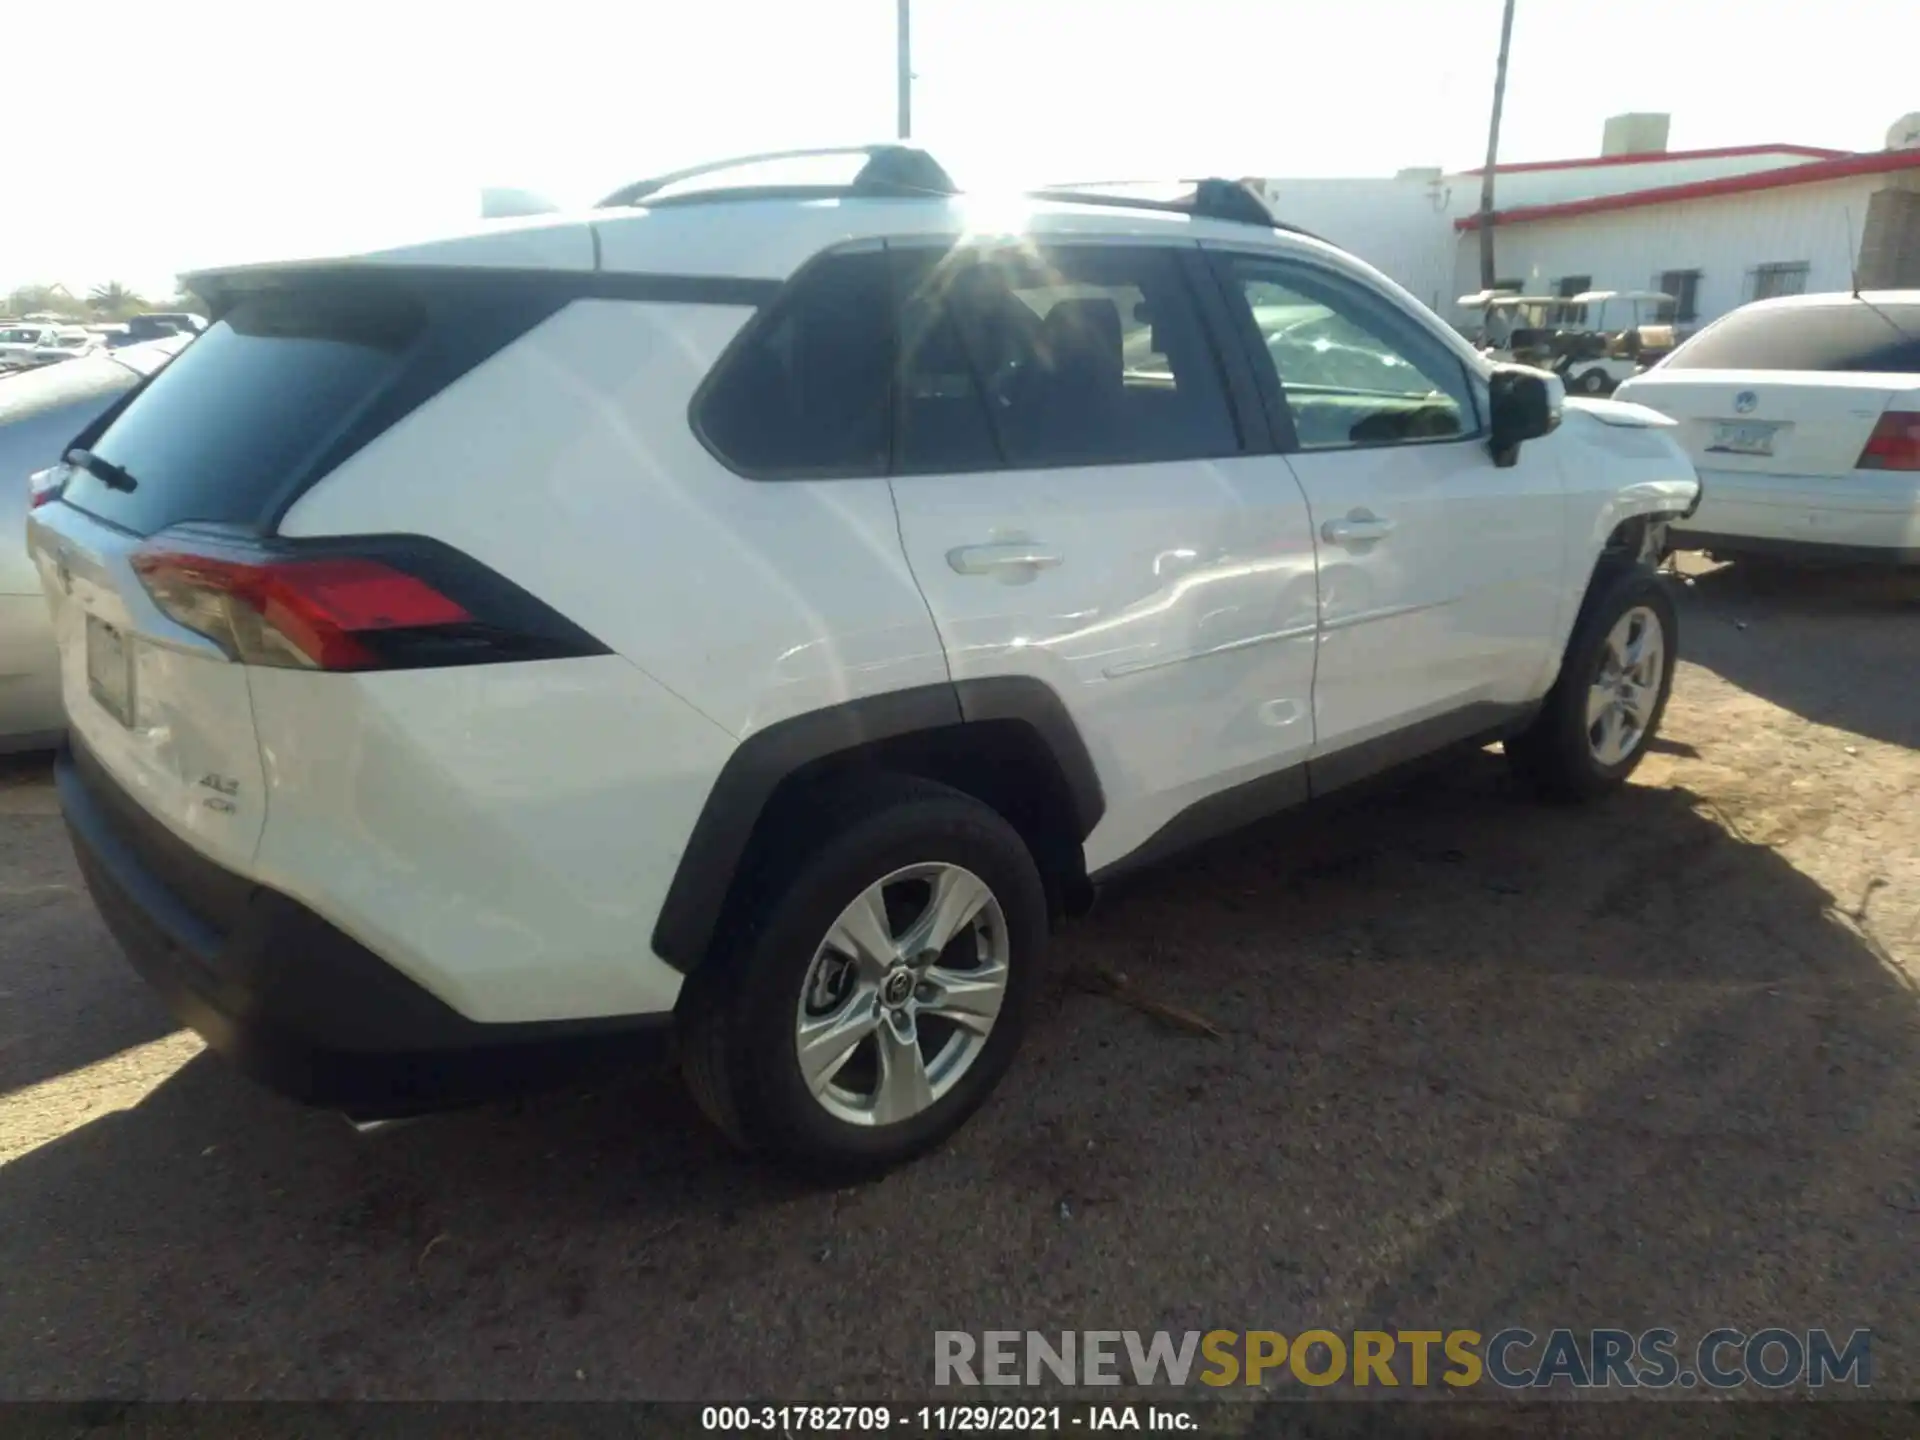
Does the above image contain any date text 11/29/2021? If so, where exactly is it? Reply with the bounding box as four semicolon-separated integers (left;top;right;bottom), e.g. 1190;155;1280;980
701;1406;1191;1432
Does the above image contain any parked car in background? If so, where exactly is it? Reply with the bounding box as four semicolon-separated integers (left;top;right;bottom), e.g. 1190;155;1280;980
120;311;205;343
26;147;1698;1173
0;337;188;752
0;323;61;369
1616;291;1920;565
24;327;108;368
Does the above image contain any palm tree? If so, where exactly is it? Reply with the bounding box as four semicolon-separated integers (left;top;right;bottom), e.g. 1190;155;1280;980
87;281;146;317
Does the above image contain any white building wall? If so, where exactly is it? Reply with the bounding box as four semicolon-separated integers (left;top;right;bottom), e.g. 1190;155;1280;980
1250;178;1460;315
1247;154;1861;325
1452;174;1920;329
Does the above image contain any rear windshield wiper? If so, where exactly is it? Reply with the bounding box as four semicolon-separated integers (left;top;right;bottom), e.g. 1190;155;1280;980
65;447;138;493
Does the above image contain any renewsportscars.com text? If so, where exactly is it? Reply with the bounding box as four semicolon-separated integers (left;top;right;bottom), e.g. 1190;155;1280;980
934;1328;1872;1391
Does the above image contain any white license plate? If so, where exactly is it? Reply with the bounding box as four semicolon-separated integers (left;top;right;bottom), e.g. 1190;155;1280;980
86;615;135;727
1707;421;1779;456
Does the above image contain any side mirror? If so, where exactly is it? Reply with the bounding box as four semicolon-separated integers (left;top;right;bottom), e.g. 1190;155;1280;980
1487;363;1562;468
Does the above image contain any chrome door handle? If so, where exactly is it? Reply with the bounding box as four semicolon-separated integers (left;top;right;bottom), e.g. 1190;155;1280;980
947;543;1064;575
1321;512;1395;546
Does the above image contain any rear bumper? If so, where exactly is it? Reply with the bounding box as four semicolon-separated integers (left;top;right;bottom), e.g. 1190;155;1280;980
1670;468;1920;557
57;739;673;1116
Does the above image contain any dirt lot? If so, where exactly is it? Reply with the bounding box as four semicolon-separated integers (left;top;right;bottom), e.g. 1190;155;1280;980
0;556;1916;1405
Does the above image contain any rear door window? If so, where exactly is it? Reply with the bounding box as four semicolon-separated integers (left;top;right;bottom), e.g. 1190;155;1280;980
63;289;424;535
1664;302;1920;372
896;243;1241;472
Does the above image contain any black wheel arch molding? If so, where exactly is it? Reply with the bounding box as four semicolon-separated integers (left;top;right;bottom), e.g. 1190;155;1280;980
649;676;1104;972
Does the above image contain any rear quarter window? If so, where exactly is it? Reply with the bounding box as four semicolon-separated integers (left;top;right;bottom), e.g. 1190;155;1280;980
694;250;893;478
1664;302;1920;373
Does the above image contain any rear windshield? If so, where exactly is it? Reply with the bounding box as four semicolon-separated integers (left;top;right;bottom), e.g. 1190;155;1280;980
1663;301;1920;373
63;289;423;535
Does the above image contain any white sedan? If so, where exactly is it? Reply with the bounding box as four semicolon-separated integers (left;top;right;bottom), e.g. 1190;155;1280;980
1615;291;1920;565
0;323;61;369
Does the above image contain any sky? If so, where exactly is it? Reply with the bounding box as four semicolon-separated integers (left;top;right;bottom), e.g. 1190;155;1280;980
6;0;1916;300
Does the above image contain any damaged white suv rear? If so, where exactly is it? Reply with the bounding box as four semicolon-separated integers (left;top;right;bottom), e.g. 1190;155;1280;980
28;148;1699;1175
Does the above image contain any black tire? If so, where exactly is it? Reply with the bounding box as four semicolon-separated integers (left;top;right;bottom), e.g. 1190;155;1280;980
1576;368;1611;395
679;773;1047;1178
1506;567;1678;802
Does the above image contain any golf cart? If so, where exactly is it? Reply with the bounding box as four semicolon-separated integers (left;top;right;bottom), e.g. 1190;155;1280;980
1458;292;1561;366
1552;290;1677;394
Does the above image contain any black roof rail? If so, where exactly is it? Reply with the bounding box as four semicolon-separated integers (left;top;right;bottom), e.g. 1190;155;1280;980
1027;177;1326;241
594;153;1323;241
597;144;959;209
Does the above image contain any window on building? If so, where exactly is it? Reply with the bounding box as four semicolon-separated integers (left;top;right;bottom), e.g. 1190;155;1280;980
894;244;1240;472
1654;270;1702;323
1748;262;1811;302
1553;275;1593;325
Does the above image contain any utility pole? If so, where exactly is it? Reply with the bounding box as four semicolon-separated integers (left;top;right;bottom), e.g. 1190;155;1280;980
1478;0;1517;289
896;0;912;139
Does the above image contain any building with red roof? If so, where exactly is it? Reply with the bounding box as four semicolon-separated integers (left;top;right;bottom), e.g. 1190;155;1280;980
1254;112;1920;334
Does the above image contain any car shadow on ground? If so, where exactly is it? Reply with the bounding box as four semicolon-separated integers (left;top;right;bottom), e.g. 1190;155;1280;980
0;752;188;1096
1;749;1914;1400
1675;556;1920;749
0;754;182;1097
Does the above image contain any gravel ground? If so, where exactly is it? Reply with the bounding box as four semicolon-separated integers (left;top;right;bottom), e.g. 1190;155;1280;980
0;556;1915;1407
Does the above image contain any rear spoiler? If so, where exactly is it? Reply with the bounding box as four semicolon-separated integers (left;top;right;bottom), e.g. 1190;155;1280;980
179;192;583;318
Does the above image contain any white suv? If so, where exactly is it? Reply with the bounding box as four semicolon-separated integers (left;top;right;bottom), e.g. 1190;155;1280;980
27;147;1699;1174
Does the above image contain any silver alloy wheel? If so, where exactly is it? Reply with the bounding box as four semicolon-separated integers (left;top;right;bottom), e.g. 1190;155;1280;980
1587;604;1665;766
794;862;1009;1127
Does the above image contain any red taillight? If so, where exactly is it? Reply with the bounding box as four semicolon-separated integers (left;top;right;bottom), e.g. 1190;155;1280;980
127;533;606;672
1858;410;1920;471
27;466;64;510
132;547;472;671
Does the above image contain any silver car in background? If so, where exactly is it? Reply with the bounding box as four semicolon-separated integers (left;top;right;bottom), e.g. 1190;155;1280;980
2;337;188;752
